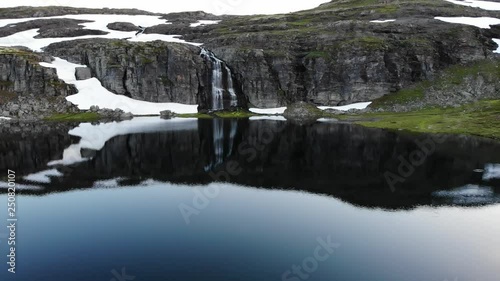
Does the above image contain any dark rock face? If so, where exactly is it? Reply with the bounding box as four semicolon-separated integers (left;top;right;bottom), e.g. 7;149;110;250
45;39;206;104
45;39;247;111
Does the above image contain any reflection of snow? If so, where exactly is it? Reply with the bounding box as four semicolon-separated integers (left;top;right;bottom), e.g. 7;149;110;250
432;184;498;205
93;178;123;188
444;0;500;10
190;20;221;27
0;182;42;190
49;117;198;166
0;14;201;51
24;169;63;183
483;164;500;181
40;57;198;114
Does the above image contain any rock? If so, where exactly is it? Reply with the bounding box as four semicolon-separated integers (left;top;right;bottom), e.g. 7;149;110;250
89;105;100;112
106;22;138;32
75;67;92;80
160;110;175;119
120;112;134;120
2;111;9;116
323;108;345;115
283;102;323;121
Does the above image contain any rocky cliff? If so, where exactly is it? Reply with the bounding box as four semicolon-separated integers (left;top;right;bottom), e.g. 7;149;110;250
1;0;500;112
0;47;78;118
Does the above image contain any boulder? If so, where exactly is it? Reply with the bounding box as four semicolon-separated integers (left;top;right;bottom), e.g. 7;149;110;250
75;67;92;80
160;110;175;119
283;102;323;121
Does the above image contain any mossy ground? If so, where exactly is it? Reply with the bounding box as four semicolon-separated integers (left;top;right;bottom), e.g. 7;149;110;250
371;60;500;109
351;100;500;139
44;112;101;122
177;109;258;119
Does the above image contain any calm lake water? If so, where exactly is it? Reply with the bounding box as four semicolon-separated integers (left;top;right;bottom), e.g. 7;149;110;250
0;117;499;281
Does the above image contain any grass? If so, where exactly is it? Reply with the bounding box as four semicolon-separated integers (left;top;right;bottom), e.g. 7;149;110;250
44;112;101;122
177;110;258;119
353;100;500;139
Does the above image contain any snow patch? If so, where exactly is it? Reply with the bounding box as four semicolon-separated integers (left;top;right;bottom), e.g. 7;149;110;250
0;116;11;121
39;57;199;115
0;14;201;52
190;20;221;27
434;16;500;29
493;39;500;53
24;169;63;183
444;0;500;10
318;102;372;111
0;182;42;190
249;107;287;115
370;19;396;23
249;102;371;115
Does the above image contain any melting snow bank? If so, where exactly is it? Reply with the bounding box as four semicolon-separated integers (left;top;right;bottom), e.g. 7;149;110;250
0;14;201;52
190;20;221;27
48;117;198;166
249;102;372;115
432;184;499;205
370;19;396;23
444;0;500;10
434;16;500;29
39;57;198;115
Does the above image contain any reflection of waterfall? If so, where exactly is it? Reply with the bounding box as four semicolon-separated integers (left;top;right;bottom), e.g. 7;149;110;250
200;48;238;110
204;119;239;171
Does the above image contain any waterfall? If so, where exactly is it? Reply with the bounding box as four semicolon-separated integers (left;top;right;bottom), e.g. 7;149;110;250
200;48;238;110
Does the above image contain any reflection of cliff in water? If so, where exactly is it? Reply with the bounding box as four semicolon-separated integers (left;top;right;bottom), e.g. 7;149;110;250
1;119;500;209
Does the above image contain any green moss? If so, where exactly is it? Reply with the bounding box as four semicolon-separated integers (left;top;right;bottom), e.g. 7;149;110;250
140;55;154;65
305;51;330;59
0;81;14;87
0;90;16;103
0;47;40;63
176;113;213;119
214;110;256;118
342;36;388;51
44;112;101;122
355;100;500;139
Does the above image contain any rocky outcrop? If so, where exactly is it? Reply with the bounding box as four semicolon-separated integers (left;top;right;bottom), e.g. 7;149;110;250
283;101;324;121
0;47;78;118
